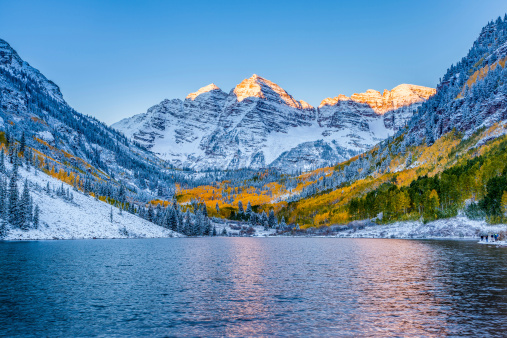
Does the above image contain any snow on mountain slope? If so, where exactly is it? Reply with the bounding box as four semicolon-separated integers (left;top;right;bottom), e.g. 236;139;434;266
4;164;182;240
0;39;64;104
335;217;506;239
112;84;228;167
397;18;507;147
0;38;177;198
112;75;435;172
199;75;317;170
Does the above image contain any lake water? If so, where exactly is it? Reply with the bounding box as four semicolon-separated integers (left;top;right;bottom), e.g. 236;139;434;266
0;238;506;337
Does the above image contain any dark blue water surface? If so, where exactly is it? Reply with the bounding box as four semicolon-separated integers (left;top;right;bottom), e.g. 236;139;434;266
0;238;506;337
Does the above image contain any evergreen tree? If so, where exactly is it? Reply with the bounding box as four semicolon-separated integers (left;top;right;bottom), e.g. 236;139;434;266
201;204;208;218
249;212;257;225
279;216;286;230
19;132;25;154
20;179;30;230
167;207;178;231
246;201;252;218
0;218;6;238
118;184;126;204
12;153;18;178
110;206;113;223
0;151;5;173
8;168;18;227
260;211;268;230
183;209;191;235
0;178;6;219
33;205;39;229
268;209;276;228
147;204;154;222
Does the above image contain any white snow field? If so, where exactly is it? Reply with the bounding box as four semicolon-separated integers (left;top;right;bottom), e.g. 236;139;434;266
4;164;182;240
336;216;507;240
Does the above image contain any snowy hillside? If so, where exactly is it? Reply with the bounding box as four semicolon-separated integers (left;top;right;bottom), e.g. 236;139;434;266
3;163;182;240
0;38;181;201
112;75;435;172
399;18;507;146
335;217;506;239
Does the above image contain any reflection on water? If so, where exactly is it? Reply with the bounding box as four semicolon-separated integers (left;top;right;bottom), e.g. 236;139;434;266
0;238;505;337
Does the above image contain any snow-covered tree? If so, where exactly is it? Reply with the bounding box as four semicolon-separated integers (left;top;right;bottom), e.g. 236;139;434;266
33;205;39;229
268;209;276;228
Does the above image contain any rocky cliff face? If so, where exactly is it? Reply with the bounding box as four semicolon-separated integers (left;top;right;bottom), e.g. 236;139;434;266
112;84;228;167
112;75;435;172
199;75;317;170
320;84;435;115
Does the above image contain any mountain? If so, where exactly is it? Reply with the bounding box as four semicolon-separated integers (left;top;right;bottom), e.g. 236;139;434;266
0;38;193;196
112;75;435;172
0;38;227;239
173;15;507;233
401;18;507;145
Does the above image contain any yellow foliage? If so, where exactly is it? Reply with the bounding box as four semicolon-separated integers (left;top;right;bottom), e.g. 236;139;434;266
501;191;507;216
457;56;507;98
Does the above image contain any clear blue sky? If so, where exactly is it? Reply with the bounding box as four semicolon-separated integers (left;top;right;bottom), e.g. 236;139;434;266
1;0;507;124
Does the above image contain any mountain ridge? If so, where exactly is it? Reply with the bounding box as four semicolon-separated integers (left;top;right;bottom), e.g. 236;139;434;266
112;75;435;172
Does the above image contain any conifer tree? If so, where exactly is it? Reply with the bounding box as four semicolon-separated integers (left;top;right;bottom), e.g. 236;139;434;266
0;178;6;219
246;201;252;218
238;201;244;215
0;218;6;238
260;211;268;230
33;205;39;229
183;209;191;235
0;151;5;173
201;204;208;218
279;216;286;230
8;167;18;227
19;132;25;154
147;204;154;222
268;209;276;228
20;179;30;230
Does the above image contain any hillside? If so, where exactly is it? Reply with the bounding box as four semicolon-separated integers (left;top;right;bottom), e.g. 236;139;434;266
0;39;224;239
4;161;181;240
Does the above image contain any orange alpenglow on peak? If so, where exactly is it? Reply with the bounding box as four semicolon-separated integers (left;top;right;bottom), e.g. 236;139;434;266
233;74;312;109
186;83;221;100
318;84;436;114
299;100;313;109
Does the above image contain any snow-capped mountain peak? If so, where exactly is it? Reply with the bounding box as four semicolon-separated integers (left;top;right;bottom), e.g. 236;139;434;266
318;84;436;115
113;75;435;172
186;83;222;100
299;100;314;110
232;74;306;109
319;94;350;108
